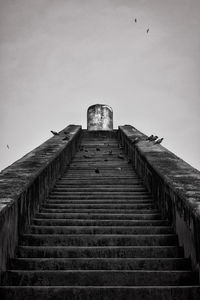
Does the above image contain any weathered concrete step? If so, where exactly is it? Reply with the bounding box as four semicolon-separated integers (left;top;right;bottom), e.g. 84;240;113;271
49;192;151;200
46;199;154;204
35;212;161;220
40;208;159;215
42;203;155;209
20;234;178;246
58;179;143;184
4;270;197;286
1;286;200;300
56;183;144;187
53;187;146;192
11;257;190;270
50;192;148;196
30;226;173;235
32;218;169;227
39;209;158;214
17;245;183;258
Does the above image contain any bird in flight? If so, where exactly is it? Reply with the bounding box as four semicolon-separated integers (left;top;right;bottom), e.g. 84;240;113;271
6;144;9;149
147;28;149;33
134;18;137;23
51;130;59;136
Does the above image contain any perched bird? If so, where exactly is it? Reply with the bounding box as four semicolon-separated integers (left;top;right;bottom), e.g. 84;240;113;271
51;130;59;136
147;28;149;33
6;144;9;149
62;136;70;141
83;155;91;159
116;167;122;171
132;137;140;144
146;134;154;141
154;138;164;144
118;154;124;160
95;168;100;174
151;136;158;142
96;147;100;151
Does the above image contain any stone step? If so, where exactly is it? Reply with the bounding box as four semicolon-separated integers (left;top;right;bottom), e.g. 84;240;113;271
53;187;146;192
35;212;162;220
42;203;155;209
29;226;173;235
57;179;143;184
1;286;200;300
46;199;154;204
17;245;184;258
32;218;169;227
4;270;197;286
20;234;178;247
11;257;190;270
39;209;158;214
48;195;152;200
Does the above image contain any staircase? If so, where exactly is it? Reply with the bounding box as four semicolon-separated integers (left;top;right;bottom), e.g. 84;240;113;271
1;131;199;299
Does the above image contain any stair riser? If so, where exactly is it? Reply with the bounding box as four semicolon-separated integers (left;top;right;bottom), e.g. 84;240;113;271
4;271;197;286
32;219;169;226
17;246;183;258
20;235;178;247
35;213;162;220
11;258;190;271
1;287;200;300
30;226;173;235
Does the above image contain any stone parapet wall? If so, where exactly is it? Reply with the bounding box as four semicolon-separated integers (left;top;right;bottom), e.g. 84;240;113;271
0;125;81;277
118;125;200;281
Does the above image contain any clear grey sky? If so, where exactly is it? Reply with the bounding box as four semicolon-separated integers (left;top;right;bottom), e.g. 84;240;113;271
0;0;200;171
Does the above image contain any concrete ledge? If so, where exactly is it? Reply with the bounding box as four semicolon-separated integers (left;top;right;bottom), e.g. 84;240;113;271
118;125;200;280
0;125;81;276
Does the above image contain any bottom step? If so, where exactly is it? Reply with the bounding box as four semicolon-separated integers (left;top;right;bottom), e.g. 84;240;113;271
1;286;200;300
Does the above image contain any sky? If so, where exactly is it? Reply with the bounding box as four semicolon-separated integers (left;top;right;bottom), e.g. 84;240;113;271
0;0;200;171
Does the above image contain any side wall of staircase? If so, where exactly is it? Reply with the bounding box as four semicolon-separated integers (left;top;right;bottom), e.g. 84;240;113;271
118;125;200;281
0;125;81;279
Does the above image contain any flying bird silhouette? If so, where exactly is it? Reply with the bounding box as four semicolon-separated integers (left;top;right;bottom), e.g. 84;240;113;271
154;138;164;144
134;18;137;23
6;144;9;149
147;28;149;33
51;130;59;136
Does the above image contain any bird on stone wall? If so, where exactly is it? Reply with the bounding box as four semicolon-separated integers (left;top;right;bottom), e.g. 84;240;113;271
63;135;70;141
132;137;140;144
154;138;164;144
151;135;158;142
146;134;154;141
51;130;59;136
108;150;113;155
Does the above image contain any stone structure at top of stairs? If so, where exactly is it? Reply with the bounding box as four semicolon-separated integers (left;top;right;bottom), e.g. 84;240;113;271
0;104;200;299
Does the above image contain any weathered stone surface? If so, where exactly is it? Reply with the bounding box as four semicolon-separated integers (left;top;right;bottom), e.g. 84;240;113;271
0;125;81;276
118;125;200;280
87;104;113;130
